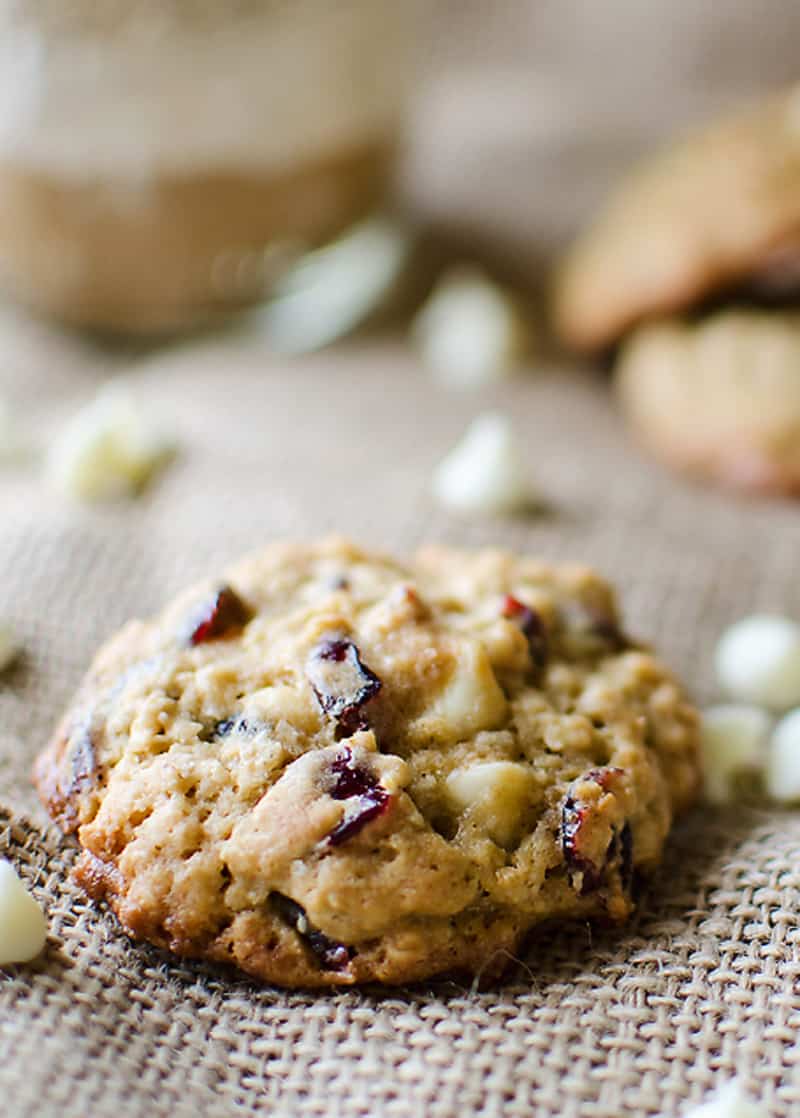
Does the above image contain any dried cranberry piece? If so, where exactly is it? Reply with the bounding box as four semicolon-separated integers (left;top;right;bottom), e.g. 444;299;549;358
583;766;625;791
187;585;250;646
270;892;352;971
561;767;631;897
306;929;351;970
306;637;382;738
502;594;548;670
328;790;389;846
328;747;375;799
326;747;391;846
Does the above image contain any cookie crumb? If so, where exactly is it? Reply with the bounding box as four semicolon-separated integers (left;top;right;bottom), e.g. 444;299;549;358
47;382;176;501
432;413;536;515
700;705;771;804
413;266;529;387
715;614;800;710
0;860;47;965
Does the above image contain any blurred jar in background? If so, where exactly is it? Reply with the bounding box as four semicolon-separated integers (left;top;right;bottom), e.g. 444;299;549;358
0;1;414;334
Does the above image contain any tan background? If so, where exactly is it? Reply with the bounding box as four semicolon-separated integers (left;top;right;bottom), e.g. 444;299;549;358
3;3;800;1115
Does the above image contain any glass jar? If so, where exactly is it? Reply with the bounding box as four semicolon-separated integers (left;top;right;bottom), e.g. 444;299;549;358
0;0;414;334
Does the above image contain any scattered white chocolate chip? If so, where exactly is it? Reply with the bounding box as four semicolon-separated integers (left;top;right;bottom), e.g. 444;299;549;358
682;1081;765;1118
446;760;537;846
765;708;800;803
715;614;800;710
0;622;18;673
0;859;47;965
432;412;535;515
260;217;412;354
47;382;176;501
700;705;772;804
413;266;529;388
417;639;507;741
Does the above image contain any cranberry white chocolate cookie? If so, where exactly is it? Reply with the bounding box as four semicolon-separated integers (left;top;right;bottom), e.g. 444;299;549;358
553;85;800;352
34;539;700;987
615;311;800;495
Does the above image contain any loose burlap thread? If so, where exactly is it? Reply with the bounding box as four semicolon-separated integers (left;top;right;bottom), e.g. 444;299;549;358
4;4;800;1113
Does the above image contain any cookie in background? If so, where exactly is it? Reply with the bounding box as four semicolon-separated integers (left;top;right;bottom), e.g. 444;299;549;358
552;83;800;495
552;84;800;354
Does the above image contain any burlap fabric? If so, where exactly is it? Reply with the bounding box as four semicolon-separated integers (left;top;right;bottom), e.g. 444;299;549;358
4;4;800;1115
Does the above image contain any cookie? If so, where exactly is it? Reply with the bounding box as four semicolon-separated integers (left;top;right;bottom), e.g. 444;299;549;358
553;85;800;352
615;310;800;494
34;539;700;987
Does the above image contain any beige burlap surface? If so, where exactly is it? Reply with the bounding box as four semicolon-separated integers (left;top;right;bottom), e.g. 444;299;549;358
2;315;800;1118
3;4;800;1115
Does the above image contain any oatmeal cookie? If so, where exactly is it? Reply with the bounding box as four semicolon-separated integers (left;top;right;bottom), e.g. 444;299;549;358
34;539;700;987
616;310;800;494
553;85;800;352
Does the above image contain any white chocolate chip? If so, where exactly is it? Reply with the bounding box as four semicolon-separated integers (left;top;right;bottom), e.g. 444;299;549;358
413;266;529;388
700;705;771;804
682;1081;765;1118
416;640;507;741
0;859;47;965
765;708;800;803
246;684;321;735
0;622;18;673
446;761;537;846
260;218;411;354
715;614;800;710
47;382;176;501
432;412;535;515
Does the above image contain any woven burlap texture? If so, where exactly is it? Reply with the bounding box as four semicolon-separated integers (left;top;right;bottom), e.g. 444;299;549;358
4;3;800;1113
2;313;800;1117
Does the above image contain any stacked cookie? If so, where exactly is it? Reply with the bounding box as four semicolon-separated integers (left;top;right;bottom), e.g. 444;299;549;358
553;86;800;495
